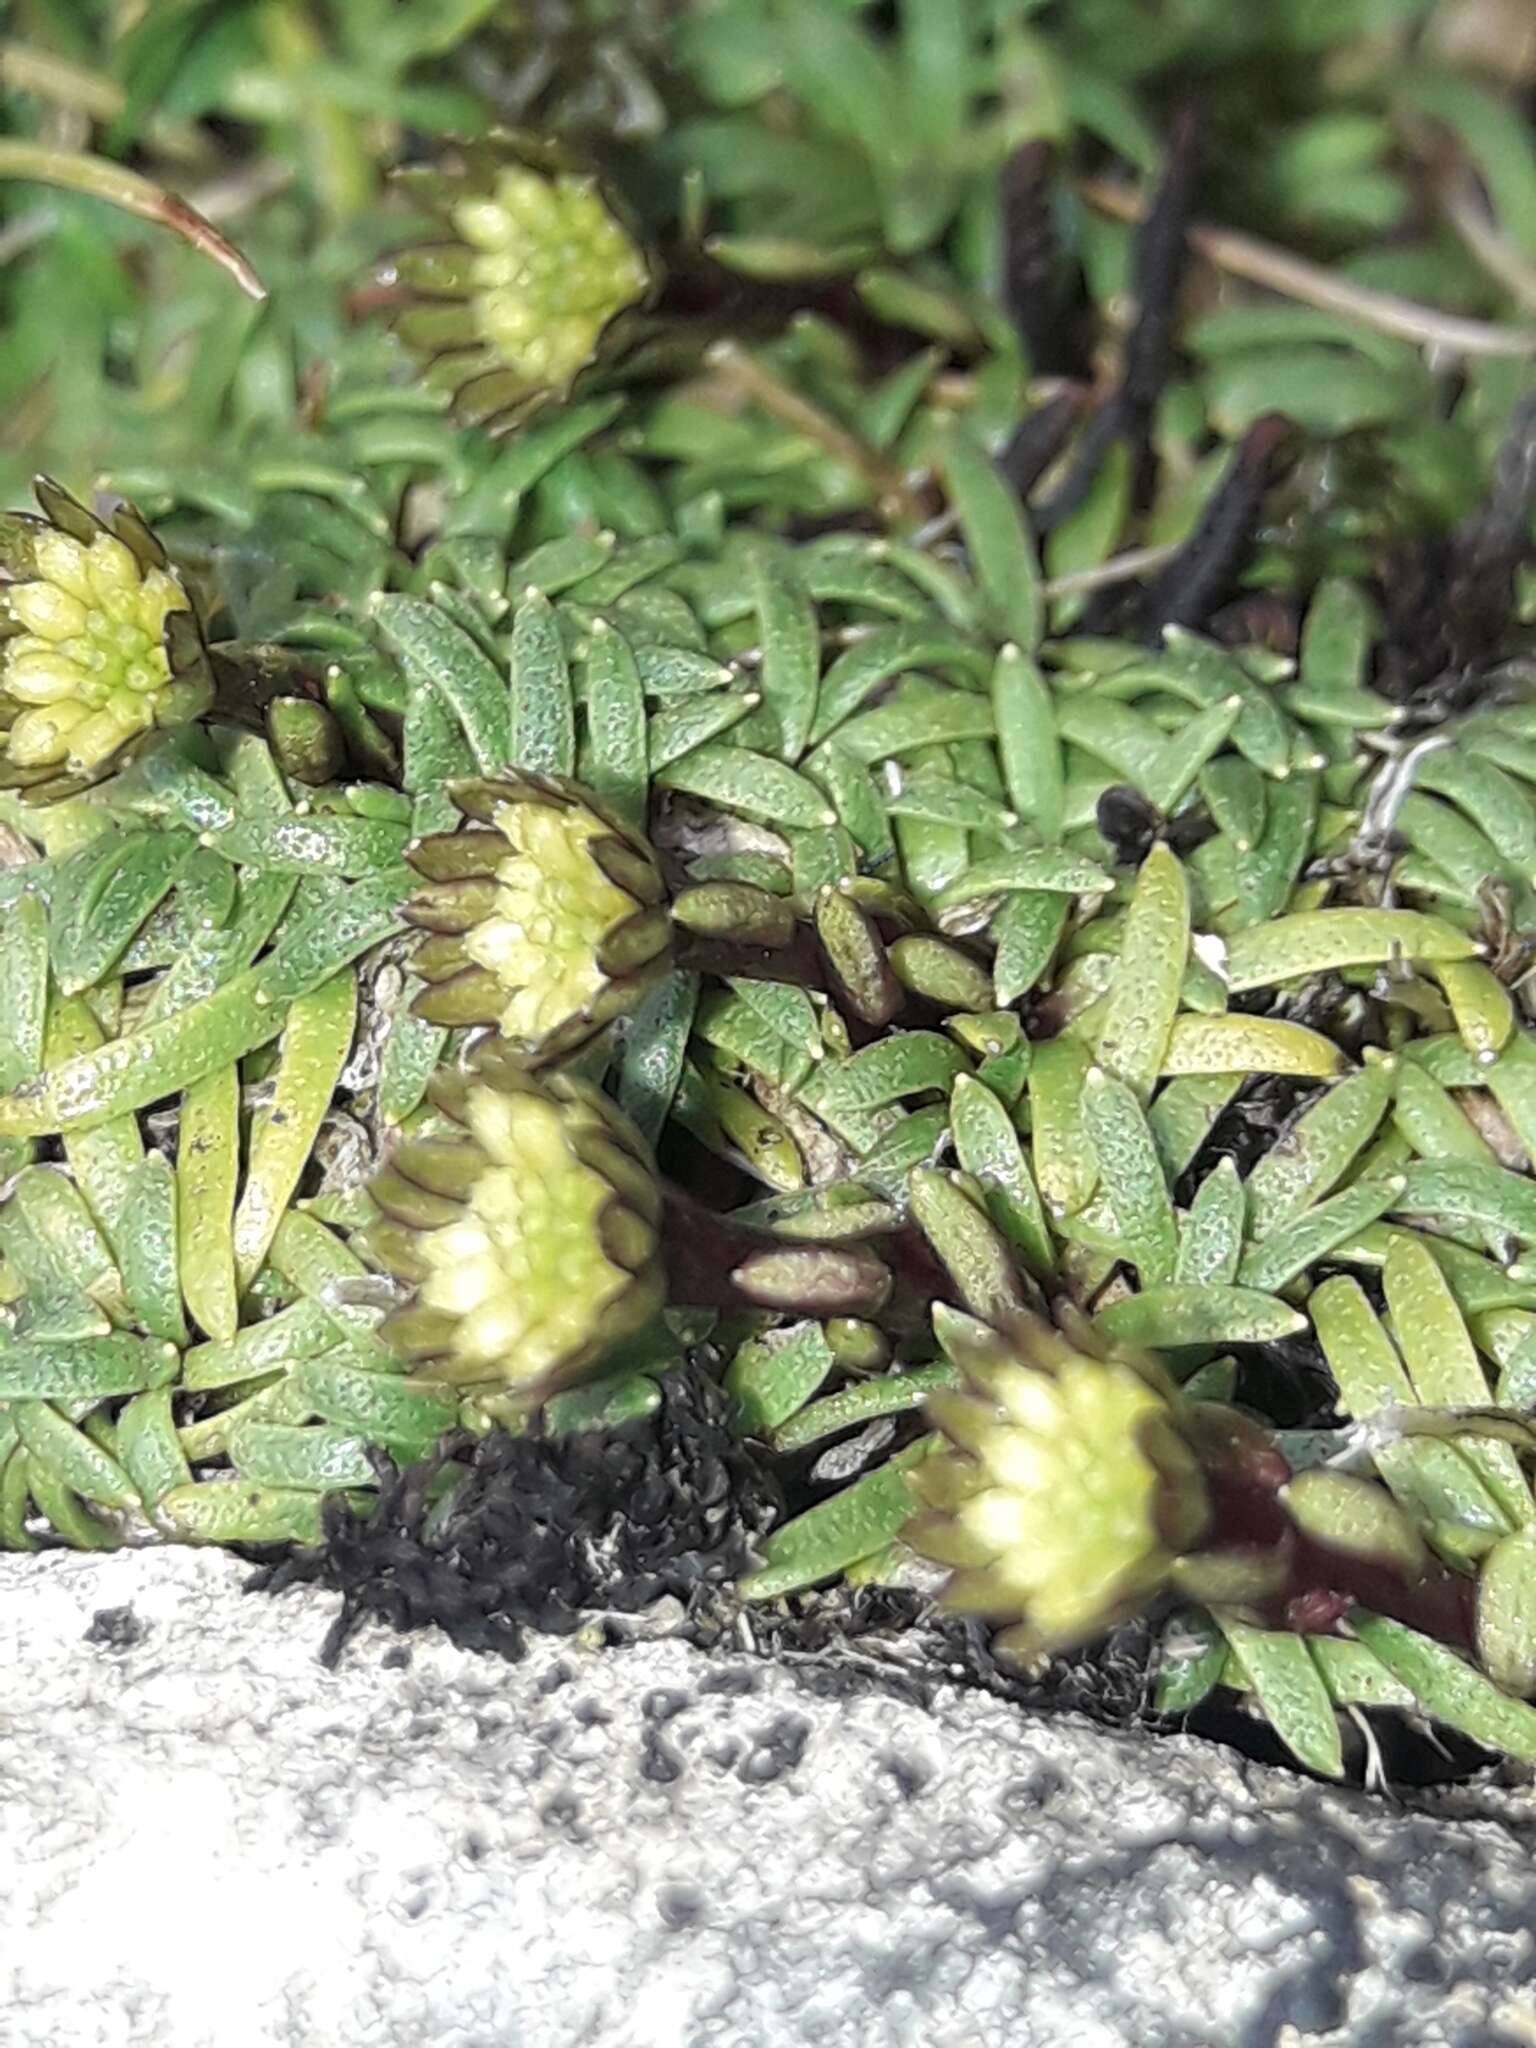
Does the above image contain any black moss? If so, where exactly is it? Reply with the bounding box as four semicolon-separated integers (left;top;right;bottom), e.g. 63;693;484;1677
1035;106;1200;535
1176;1073;1328;1199
1125;414;1294;637
744;1584;1160;1733
1378;391;1536;705
251;1362;782;1665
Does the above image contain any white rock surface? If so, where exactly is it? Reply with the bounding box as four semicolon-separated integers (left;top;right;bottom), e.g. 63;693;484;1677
3;1547;1535;2047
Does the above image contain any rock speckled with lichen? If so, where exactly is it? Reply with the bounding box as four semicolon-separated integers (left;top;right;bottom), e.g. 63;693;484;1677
4;1548;1535;2047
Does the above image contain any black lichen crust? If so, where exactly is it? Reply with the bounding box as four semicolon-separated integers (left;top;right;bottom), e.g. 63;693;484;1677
253;1363;782;1665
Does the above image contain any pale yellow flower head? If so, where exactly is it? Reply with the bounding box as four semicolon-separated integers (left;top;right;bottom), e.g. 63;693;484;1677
391;136;651;428
468;797;645;1041
371;1053;665;1408
454;167;647;394
405;773;671;1061
0;479;210;782
908;1310;1211;1659
2;525;206;776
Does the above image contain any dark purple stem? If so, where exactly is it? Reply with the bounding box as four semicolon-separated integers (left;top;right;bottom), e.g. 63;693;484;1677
673;928;832;993
661;1186;892;1317
1198;1453;1478;1653
1121;104;1202;411
1034;398;1131;534
661;1187;959;1334
1000;386;1093;499
1000;141;1086;380
1036;106;1201;534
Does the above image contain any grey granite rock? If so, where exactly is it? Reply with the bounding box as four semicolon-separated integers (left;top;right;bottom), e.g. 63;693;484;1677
3;1547;1535;2048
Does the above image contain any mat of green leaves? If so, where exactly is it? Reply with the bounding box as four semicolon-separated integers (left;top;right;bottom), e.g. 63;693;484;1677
6;0;1536;1784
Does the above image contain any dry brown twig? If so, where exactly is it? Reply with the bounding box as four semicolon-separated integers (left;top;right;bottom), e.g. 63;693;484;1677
1081;175;1536;360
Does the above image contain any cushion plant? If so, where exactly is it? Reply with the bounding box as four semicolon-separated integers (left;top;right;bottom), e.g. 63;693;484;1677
2;0;1536;1786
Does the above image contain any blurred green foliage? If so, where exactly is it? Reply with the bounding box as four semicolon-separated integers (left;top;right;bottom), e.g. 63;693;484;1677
3;0;1534;516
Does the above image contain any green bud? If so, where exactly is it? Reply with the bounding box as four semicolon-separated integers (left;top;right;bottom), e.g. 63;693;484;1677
949;1011;1025;1055
825;1317;890;1373
266;696;346;785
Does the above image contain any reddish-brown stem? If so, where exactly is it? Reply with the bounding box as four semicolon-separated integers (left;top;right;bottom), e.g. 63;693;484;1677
673;928;833;992
661;1186;892;1317
660;1188;962;1337
1198;1459;1478;1653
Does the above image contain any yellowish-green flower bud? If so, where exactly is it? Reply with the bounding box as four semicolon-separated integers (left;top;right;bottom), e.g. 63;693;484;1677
369;1050;665;1409
0;478;210;785
391;134;650;427
907;1309;1211;1659
404;772;671;1061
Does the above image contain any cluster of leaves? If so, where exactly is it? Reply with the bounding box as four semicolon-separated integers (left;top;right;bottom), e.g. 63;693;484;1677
6;428;1536;1775
2;0;1536;1785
